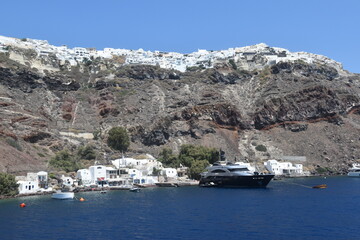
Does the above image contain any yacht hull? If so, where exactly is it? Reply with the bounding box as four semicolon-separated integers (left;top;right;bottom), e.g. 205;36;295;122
347;172;360;177
199;174;274;188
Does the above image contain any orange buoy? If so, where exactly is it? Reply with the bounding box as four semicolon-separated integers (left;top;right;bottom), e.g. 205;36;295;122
79;197;85;202
20;203;26;208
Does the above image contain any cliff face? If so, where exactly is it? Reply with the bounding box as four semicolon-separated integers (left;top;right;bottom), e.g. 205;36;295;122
0;40;360;175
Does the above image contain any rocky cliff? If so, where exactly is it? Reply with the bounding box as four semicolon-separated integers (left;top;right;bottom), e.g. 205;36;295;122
0;37;359;175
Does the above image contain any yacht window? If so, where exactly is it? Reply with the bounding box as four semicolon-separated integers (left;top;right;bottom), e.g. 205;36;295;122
211;169;227;173
229;168;249;172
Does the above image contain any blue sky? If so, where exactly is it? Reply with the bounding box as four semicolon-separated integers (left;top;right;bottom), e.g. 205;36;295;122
1;0;359;73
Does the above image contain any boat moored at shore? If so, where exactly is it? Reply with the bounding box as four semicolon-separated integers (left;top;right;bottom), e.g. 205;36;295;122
51;191;74;200
199;162;274;188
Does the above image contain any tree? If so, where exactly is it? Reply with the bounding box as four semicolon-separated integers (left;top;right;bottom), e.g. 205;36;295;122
158;148;180;168
107;127;130;152
152;167;162;176
0;173;19;196
178;144;218;167
188;160;209;180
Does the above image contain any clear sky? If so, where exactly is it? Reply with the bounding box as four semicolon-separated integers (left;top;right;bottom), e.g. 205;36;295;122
0;0;359;73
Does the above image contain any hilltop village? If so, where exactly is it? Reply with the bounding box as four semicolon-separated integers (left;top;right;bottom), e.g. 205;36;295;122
0;35;343;73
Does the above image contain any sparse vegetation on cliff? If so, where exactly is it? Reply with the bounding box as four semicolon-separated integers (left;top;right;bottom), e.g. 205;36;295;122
49;149;82;172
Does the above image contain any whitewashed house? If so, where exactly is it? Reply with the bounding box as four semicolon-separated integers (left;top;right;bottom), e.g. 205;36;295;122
37;171;48;188
76;169;92;186
128;168;142;179
112;154;163;176
16;171;51;194
17;179;39;194
61;175;74;187
106;167;118;179
162;168;178;178
264;159;303;176
128;168;158;185
89;165;107;184
77;166;124;187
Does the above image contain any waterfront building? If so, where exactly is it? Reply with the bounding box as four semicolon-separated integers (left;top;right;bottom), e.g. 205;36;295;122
162;168;178;178
16;171;52;194
264;159;303;176
89;165;107;185
127;168;158;185
76;169;92;186
61;175;74;187
17;179;39;194
112;154;163;176
37;171;48;188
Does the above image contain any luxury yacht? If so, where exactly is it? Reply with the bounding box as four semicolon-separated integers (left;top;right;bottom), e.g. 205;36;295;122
199;162;274;187
347;163;360;177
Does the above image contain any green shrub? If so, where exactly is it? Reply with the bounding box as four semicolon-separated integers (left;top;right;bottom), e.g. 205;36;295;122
0;173;19;196
49;173;57;179
186;65;204;72
316;167;332;174
93;130;101;140
5;137;22;151
49;149;82;172
255;144;267;152
77;145;96;160
229;59;237;70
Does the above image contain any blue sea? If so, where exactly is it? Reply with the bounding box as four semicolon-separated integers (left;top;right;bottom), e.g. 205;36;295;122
0;176;359;240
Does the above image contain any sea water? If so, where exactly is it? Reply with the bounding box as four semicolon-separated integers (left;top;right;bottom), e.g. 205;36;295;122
0;176;359;240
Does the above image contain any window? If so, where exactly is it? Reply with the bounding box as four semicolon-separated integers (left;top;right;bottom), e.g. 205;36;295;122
211;169;227;173
229;168;249;172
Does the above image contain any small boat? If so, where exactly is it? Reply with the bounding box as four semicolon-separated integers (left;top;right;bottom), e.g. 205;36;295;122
52;190;74;200
129;187;140;192
347;163;360;177
312;184;327;189
100;190;107;194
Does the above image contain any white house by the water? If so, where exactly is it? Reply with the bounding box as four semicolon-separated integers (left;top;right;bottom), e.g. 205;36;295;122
16;171;52;194
264;159;303;176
